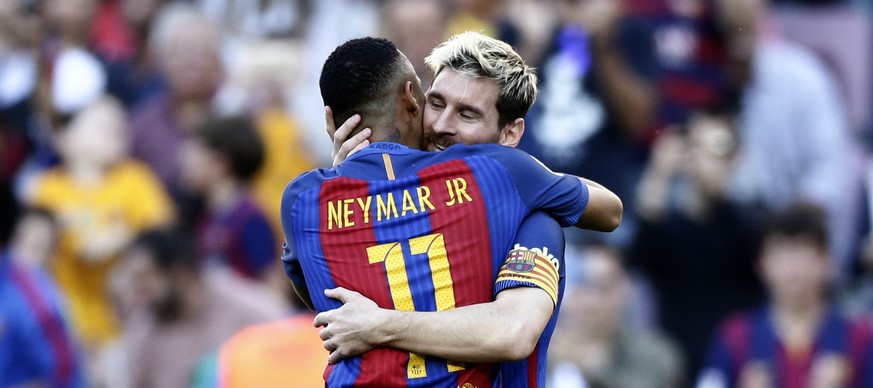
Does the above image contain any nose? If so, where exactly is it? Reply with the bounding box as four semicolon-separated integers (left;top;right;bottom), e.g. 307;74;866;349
430;110;455;136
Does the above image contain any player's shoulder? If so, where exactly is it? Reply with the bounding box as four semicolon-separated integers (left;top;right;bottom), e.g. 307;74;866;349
282;168;334;204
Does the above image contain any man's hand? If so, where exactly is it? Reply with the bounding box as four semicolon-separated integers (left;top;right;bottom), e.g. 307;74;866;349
326;106;372;167
314;287;388;364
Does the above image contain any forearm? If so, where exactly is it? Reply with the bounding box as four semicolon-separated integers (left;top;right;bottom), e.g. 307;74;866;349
575;177;623;232
592;40;656;140
374;289;552;362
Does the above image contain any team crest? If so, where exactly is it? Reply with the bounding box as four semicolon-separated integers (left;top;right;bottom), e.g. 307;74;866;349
506;249;537;273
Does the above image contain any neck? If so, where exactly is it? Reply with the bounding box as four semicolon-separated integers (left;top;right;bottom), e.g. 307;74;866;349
206;178;242;212
172;98;211;132
771;299;825;349
66;160;107;186
369;126;402;145
772;297;825;327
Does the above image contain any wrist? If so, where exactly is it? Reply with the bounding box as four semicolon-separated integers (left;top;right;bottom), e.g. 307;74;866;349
373;309;401;346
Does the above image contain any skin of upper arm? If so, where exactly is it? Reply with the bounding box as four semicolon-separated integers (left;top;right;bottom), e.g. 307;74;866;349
575;181;623;232
491;285;555;360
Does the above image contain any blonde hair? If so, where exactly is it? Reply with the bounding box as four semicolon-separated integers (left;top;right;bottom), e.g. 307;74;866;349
425;31;538;127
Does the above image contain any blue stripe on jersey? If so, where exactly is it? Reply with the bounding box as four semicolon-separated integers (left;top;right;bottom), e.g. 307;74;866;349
291;187;341;311
465;156;528;278
496;212;567;388
368;177;437;312
411;358;458;388
327;357;362;388
368;177;451;386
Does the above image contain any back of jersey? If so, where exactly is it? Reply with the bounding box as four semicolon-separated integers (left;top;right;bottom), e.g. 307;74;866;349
283;143;587;388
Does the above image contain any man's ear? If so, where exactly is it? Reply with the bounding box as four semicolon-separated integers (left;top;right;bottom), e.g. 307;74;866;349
499;118;525;147
402;81;421;117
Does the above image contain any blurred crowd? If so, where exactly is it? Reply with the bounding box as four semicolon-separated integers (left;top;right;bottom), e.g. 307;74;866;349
2;0;873;387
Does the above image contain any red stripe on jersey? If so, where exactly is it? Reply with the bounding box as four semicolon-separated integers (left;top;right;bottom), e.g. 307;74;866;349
527;345;539;388
457;365;494;388
318;178;407;387
418;160;493;308
419;160;496;385
11;269;74;385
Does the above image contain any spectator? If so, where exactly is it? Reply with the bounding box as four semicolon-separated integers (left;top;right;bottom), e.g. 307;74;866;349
0;0;41;165
0;0;42;246
380;0;449;89
92;0;169;106
631;109;764;377
289;0;380;164
128;2;223;195
446;0;519;46
114;227;282;388
24;96;173;353
717;0;863;281
548;243;684;388
179;115;276;281
0;207;86;388
697;203;873;388
519;0;658;248
12;0;106;187
633;0;735;129
38;0;107;123
216;40;318;239
190;285;324;388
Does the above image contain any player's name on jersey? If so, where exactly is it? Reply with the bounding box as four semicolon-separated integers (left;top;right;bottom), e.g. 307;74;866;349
327;177;473;230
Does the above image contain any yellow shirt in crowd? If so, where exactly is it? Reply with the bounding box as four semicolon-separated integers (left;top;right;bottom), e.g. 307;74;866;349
29;160;173;348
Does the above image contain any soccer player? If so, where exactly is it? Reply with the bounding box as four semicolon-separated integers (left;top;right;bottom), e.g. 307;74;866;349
317;32;620;388
282;36;621;387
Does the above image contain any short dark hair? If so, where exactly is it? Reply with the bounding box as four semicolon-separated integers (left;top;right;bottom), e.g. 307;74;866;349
128;227;199;273
763;202;829;249
196;115;264;181
319;37;402;127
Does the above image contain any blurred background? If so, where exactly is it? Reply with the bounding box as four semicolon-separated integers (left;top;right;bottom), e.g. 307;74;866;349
2;0;873;387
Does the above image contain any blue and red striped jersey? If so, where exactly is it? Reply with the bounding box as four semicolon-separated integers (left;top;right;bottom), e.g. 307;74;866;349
698;306;873;388
493;211;566;388
281;143;588;388
0;253;85;388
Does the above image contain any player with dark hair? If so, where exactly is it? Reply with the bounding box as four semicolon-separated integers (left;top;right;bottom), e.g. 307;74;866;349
319;38;412;138
282;36;622;387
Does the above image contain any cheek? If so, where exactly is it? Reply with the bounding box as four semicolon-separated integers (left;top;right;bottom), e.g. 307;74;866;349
459;124;499;144
423;107;439;132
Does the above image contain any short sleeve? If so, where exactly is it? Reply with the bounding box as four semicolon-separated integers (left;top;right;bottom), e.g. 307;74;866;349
484;146;589;227
279;179;306;288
